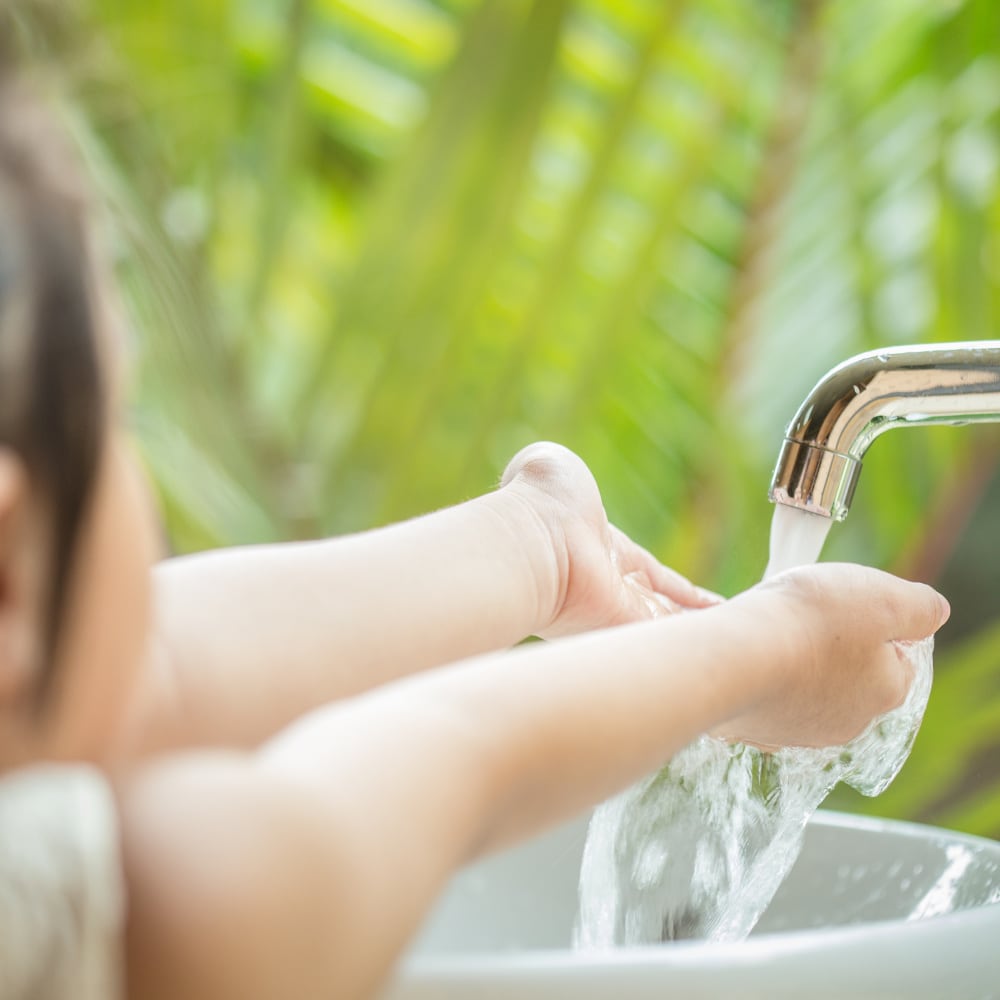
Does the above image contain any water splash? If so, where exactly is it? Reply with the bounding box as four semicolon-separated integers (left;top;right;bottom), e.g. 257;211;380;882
574;503;933;948
575;640;933;946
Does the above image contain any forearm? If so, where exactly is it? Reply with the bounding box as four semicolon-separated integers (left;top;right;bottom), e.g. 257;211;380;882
135;489;553;752
262;595;774;847
252;596;777;994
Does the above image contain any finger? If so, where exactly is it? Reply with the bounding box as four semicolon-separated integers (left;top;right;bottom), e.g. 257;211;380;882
610;526;722;609
816;563;951;642
612;571;679;625
628;546;722;609
768;563;950;641
814;564;950;642
881;576;951;642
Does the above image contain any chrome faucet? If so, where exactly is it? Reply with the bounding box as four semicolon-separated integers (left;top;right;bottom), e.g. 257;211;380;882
769;341;1000;520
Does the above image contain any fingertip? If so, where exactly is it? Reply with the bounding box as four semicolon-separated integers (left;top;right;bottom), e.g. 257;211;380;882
906;581;950;637
696;585;726;607
934;589;951;629
652;591;682;616
645;558;724;609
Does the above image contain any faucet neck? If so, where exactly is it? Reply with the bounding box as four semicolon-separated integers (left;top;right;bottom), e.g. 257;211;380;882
769;341;1000;520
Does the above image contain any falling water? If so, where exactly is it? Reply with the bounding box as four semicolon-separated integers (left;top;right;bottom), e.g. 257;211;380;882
574;504;934;948
764;504;833;579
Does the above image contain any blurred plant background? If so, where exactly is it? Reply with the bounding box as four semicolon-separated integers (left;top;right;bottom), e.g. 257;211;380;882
8;0;1000;835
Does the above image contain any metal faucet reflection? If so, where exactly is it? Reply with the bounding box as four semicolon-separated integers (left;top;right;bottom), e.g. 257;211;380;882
769;341;1000;520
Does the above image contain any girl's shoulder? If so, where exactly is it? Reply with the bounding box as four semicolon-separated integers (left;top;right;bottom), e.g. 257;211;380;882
0;764;124;1000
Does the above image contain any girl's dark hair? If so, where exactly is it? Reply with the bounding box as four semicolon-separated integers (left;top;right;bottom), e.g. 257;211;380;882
0;71;106;701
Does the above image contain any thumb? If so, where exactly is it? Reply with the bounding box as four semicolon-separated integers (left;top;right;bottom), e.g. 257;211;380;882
881;576;951;642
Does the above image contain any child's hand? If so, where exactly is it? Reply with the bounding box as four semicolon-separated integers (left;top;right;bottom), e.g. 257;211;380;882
500;442;721;639
716;562;950;749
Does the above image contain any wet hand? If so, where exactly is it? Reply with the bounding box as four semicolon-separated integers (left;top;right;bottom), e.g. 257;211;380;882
716;563;950;749
499;442;721;639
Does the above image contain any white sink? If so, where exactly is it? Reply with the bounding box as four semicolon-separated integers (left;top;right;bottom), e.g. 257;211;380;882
386;810;1000;999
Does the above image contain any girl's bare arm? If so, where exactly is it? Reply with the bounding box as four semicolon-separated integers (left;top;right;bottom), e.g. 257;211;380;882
131;444;717;752
118;564;947;1000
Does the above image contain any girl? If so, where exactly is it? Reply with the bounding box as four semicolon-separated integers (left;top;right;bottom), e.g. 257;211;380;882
0;69;949;1000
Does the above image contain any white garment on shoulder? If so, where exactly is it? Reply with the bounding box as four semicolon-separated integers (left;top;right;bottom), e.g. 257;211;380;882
0;765;124;1000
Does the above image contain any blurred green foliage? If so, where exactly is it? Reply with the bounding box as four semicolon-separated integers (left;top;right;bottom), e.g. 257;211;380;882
11;0;1000;835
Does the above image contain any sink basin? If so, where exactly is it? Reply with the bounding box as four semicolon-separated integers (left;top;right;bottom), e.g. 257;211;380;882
385;810;1000;999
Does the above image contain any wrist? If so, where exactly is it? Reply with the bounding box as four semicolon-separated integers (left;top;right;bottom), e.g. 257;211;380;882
705;585;811;744
730;584;806;683
481;483;565;638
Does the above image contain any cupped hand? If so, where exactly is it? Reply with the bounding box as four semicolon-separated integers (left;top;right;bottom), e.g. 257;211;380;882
717;562;951;749
499;442;720;639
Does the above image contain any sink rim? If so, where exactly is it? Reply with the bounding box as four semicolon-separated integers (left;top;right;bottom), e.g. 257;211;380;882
401;809;1000;979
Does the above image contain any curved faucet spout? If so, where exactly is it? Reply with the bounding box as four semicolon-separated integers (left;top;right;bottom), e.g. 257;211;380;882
769;341;1000;520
